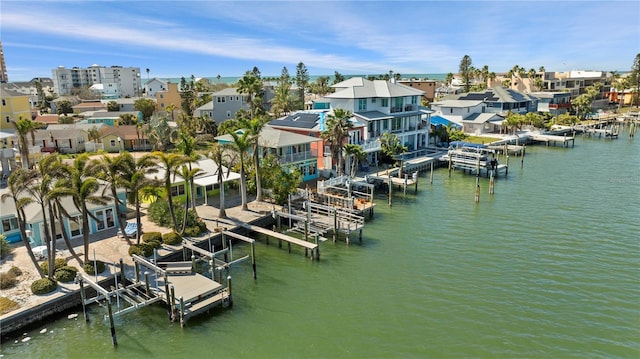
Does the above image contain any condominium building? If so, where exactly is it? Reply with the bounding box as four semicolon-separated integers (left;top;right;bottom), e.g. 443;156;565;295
52;65;141;97
0;40;8;83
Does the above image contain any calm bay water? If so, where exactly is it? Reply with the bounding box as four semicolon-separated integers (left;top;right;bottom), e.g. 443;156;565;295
2;128;639;358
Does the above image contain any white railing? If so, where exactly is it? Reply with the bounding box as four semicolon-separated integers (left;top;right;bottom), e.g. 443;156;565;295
279;150;317;164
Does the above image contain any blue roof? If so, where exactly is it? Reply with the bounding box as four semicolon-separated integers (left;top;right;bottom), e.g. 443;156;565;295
431;115;462;128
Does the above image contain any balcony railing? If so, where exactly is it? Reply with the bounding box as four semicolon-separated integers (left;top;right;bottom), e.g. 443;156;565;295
278;150;317;164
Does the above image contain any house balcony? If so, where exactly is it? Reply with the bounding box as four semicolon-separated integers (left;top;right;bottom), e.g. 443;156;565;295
278;150;318;164
359;139;381;153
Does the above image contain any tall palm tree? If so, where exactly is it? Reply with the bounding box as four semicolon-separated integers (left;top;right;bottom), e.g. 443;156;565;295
178;164;203;234
154;152;186;231
175;132;200;211
11;116;38;169
228;130;252;211
322;109;353;176
239;115;269;202
237;71;263;118
1;168;45;278
207;143;228;219
24;155;65;278
380;132;408;177
120;154;158;243
343;143;365;178
87;153;132;243
57;154;109;264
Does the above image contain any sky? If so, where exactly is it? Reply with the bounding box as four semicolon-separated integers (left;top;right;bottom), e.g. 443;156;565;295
1;1;639;81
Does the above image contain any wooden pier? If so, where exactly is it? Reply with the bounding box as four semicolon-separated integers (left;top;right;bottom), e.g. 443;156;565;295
530;133;575;147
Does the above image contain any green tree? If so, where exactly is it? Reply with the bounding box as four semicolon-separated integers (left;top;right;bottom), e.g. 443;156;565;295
146;114;175;151
239;115;269;202
380;132;408;176
56;100;73;116
459;55;473;92
343;143;365;178
58;154;108;264
154;152;187;231
107;101;119;112
177;164;202;234
122;154;159;243
445;72;454;87
504;111;524;134
227;130;252;210
1;169;45;278
630;53;640;107
271;67;292;117
134;98;156;122
11;116;38;169
206;143;229;219
237;70;264;118
321;109;353;176
572;83;602;120
119;113;137;126
260;154;302;206
295;62;310;109
333;71;345;84
88;153;133;243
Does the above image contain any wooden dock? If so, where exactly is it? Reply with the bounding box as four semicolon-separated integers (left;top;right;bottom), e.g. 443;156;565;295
530;133;575;147
241;222;320;260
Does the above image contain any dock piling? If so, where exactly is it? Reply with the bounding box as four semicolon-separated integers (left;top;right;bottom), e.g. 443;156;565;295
78;275;88;322
106;296;117;347
227;276;233;307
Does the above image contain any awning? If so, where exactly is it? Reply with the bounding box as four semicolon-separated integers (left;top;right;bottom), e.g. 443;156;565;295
193;172;241;187
430;115;462;128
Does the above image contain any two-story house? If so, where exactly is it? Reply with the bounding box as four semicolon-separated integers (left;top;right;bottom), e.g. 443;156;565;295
216;126;322;182
431;86;538;134
0;86;31;131
326;77;432;152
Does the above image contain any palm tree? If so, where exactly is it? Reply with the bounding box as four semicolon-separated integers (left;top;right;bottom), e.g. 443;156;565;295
155;152;187;231
1;168;45;278
11;116;38;169
178;164;202;234
380;132;408;177
59;154;109;264
175;131;200;211
237;71;263;118
239;115;269;202
322;109;353;176
227;130;252;211
342;143;365;178
122;154;158;243
165;103;177;122
207;143;228;218
24;155;65;278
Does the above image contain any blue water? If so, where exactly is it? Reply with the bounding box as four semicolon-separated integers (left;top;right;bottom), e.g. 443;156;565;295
1;127;638;358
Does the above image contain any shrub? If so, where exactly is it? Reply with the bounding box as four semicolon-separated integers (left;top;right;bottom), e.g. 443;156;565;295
8;266;22;277
0;235;13;260
40;258;68;274
0;272;18;290
31;278;58;295
162;232;182;245
184;226;201;237
128;243;153;257
83;260;106;275
0;296;19;315
142;232;162;244
54;266;78;283
146;240;162;250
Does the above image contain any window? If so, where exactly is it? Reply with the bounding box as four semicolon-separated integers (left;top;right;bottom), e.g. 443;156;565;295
358;99;367;111
2;218;18;232
110;139;116;146
69;216;82;237
381;99;389;107
372;98;377;103
392;118;402;131
411;96;417;104
5;116;9;123
227;111;231;118
160;94;164;98
1;99;5;106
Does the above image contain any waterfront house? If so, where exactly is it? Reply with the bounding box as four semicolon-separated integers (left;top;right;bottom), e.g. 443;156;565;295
150;157;241;204
531;92;572;115
0;179;126;245
326;77;432;152
215;126;322;182
431;86;537;134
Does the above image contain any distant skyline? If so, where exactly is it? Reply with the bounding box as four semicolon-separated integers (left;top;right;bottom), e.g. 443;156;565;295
2;1;639;81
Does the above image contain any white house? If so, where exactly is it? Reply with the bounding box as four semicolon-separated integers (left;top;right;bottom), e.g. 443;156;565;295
325;77;432;152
